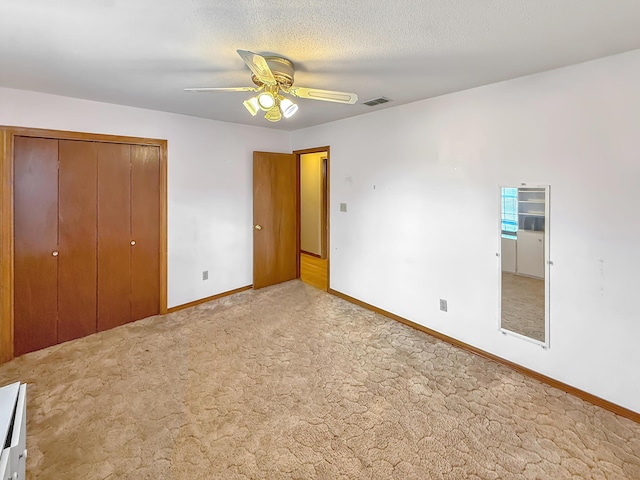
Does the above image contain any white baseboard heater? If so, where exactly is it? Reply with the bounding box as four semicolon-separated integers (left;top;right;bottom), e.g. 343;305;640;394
0;382;27;480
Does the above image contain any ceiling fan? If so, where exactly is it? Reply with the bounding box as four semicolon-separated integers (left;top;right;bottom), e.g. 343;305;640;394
184;50;359;122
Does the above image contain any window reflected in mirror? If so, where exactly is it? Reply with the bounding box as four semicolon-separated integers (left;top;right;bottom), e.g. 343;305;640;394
499;186;549;346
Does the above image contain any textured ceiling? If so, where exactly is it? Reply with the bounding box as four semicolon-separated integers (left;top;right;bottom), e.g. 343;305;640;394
2;0;640;131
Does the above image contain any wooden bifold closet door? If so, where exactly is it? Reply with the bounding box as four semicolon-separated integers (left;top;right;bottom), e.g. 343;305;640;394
58;140;98;343
13;137;59;355
13;136;160;356
130;145;160;322
97;142;132;332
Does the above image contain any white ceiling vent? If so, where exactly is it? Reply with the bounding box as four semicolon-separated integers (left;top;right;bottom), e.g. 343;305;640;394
363;97;392;107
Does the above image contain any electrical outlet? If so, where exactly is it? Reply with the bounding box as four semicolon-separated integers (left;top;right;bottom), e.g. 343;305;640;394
439;299;448;312
202;270;208;281
340;203;347;212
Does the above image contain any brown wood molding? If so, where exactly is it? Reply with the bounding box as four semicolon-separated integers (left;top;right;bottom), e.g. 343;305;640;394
0;126;166;146
0;126;169;363
296;155;301;279
158;142;168;314
166;285;252;313
0;129;13;362
325;151;330;289
329;288;640;424
300;250;322;259
294;146;331;156
320;157;328;260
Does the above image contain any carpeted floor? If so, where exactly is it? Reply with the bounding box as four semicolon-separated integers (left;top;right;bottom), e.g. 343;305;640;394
501;272;545;342
0;280;638;479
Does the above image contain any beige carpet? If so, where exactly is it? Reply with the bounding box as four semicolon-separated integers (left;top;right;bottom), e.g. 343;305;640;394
0;280;638;479
501;272;545;342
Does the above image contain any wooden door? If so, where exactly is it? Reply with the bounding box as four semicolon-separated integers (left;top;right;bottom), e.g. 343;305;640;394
130;145;160;321
57;140;98;343
253;151;298;289
13;137;59;356
97;143;131;331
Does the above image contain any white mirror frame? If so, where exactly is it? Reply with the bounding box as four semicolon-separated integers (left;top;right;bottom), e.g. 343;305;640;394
497;184;551;349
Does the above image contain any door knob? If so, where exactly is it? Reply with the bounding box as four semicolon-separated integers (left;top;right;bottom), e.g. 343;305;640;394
254;225;262;231
130;240;136;246
52;251;59;257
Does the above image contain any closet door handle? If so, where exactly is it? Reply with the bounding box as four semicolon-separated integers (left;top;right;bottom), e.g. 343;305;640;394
52;251;59;257
130;240;136;246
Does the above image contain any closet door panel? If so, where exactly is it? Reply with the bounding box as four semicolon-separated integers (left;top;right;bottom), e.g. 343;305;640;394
130;145;160;321
13;137;59;355
57;140;98;343
97;143;131;331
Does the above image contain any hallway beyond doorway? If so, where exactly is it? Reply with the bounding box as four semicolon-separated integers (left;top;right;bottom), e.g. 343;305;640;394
300;252;327;291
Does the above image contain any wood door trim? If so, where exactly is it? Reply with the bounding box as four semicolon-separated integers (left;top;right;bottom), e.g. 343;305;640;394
0;129;13;362
158;143;168;315
294;146;330;291
0;126;168;363
295;146;330;156
0;126;166;146
300;250;322;258
320;157;328;259
329;288;640;424
296;156;301;278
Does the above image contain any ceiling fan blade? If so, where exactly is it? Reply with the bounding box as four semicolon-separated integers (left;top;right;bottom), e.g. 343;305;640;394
286;86;358;104
237;50;277;85
184;87;259;93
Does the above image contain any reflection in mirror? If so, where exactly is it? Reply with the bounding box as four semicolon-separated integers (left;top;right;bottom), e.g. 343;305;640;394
499;186;549;346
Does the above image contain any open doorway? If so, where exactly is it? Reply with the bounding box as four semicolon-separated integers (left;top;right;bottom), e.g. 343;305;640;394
296;148;329;291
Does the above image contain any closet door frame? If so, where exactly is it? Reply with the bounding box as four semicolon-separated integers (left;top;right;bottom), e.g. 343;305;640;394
0;126;168;363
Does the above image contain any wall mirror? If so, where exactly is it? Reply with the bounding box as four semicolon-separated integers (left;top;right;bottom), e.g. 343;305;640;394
499;185;550;347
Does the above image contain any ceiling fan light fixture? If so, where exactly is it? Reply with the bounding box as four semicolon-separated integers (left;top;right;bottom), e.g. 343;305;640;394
257;91;276;110
186;50;358;124
264;105;282;122
243;96;260;116
280;97;298;118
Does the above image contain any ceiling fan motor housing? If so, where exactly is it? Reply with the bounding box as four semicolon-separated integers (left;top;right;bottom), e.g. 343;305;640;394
251;56;295;88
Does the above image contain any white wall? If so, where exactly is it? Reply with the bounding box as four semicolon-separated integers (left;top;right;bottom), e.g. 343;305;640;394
291;49;640;413
300;152;324;255
0;87;290;307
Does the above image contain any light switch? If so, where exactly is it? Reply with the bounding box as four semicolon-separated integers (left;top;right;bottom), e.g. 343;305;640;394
340;203;347;212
